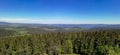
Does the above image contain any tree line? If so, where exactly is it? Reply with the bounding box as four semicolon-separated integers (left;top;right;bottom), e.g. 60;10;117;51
0;31;120;55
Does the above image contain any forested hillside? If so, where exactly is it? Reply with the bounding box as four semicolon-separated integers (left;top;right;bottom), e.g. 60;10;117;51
0;29;17;37
0;22;120;55
0;31;120;55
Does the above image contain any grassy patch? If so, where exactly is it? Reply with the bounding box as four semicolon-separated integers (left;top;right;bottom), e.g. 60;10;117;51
5;28;28;36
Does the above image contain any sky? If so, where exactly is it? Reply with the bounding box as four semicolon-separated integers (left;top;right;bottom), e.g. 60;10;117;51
0;0;120;24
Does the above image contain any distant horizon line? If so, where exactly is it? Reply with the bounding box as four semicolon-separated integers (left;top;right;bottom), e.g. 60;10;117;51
0;21;120;25
0;18;119;24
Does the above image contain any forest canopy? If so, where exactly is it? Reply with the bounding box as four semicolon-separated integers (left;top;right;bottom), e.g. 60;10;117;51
0;30;120;55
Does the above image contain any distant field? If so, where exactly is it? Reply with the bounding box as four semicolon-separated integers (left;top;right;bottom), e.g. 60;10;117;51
5;28;28;36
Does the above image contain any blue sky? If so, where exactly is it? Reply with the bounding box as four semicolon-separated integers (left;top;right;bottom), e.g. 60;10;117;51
0;0;120;24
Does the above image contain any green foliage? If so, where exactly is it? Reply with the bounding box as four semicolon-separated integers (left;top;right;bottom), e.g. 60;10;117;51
0;31;120;55
5;28;28;36
0;29;17;37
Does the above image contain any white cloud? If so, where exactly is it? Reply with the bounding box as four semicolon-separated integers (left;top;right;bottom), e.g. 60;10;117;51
0;18;39;23
0;18;84;24
0;18;119;24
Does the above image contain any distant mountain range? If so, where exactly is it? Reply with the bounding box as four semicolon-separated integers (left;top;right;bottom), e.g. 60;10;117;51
0;22;120;31
0;22;120;37
0;22;10;25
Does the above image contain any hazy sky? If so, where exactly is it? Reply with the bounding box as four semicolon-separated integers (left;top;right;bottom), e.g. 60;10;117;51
0;0;120;24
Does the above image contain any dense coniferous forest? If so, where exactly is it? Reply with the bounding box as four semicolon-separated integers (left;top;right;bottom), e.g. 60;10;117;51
0;30;120;55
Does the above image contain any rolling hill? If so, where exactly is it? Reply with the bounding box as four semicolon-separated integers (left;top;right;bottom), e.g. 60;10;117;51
0;22;120;37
